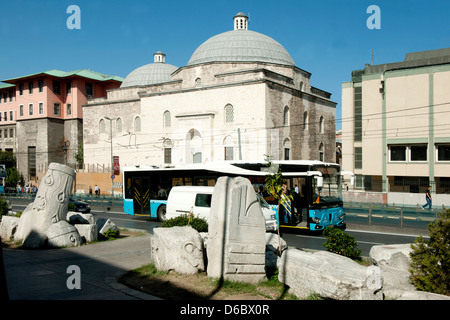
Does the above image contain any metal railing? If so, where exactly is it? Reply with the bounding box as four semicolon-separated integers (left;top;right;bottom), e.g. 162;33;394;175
344;201;444;232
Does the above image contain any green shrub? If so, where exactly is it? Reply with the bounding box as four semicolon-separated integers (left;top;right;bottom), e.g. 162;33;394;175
99;228;121;240
68;202;76;211
0;197;10;216
161;214;208;233
322;227;362;261
409;207;450;296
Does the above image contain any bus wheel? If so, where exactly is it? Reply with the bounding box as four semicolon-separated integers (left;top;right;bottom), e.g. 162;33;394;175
157;205;167;222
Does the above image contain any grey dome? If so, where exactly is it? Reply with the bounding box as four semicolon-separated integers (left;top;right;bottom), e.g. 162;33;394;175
121;53;178;88
187;30;295;67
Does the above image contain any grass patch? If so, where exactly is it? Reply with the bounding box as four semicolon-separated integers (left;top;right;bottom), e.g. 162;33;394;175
119;263;300;300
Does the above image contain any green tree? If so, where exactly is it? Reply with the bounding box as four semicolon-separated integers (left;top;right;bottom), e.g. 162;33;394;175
5;167;24;188
0;150;16;168
264;155;292;256
409;207;450;295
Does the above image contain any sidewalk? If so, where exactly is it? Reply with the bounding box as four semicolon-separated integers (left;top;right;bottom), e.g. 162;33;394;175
3;233;161;300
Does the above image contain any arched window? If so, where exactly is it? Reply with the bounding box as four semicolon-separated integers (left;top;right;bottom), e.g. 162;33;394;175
223;135;234;160
320;116;324;133
303;111;308;131
195;78;202;88
283;138;291;160
163;111;171;128
99;119;105;134
116;118;122;133
186;129;202;163
134;116;141;132
224;104;234;123
283;106;290;126
299;81;304;91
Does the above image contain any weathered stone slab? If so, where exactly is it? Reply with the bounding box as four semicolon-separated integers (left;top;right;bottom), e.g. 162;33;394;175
15;163;75;248
207;176;266;284
278;248;383;300
151;226;204;275
0;215;19;240
67;211;95;225
369;244;412;270
96;218;118;237
75;224;98;243
46;221;82;248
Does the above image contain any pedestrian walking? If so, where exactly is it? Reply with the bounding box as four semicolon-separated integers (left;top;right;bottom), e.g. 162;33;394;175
422;186;432;210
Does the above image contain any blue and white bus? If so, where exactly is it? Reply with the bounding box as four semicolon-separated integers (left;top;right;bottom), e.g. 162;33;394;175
122;160;351;231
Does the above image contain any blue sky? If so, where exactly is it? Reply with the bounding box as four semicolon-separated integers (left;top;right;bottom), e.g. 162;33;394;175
1;0;449;129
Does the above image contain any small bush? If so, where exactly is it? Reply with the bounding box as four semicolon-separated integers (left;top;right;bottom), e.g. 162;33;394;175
409;207;450;296
322;227;362;261
0;197;10;216
99;228;120;240
161;214;208;233
68;202;76;211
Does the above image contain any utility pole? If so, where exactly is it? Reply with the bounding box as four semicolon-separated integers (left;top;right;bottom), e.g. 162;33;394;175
104;117;117;197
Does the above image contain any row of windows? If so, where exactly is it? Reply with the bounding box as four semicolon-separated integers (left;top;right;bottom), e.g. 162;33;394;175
389;144;450;162
99;117;139;134
162;105;326;131
1;80;94;103
0;111;14;122
98;107;327;139
17;103;71;117
0;102;72;122
355;144;450;169
0;128;15;139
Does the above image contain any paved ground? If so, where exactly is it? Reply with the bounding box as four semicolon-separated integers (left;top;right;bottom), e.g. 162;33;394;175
2;233;161;300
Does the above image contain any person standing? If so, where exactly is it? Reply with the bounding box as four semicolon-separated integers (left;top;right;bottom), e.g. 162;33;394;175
422;186;432;210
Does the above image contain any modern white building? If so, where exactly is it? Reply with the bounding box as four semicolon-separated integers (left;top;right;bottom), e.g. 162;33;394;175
84;13;337;171
342;48;450;206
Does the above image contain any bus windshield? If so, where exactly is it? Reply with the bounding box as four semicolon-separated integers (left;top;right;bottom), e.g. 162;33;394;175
312;165;342;208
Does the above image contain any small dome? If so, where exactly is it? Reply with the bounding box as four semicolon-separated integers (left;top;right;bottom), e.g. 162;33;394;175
187;13;295;67
121;52;178;88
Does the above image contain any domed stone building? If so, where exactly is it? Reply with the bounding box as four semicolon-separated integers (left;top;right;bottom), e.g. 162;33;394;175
84;13;336;173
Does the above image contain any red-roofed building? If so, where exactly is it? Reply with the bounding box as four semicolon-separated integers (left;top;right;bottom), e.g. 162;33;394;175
0;69;122;182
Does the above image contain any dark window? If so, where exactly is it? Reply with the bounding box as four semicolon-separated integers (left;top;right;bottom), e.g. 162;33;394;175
410;145;427;161
28;146;36;178
53;80;61;94
437;145;450;161
390;145;406;161
38;79;44;92
86;82;93;97
354;147;362;169
354;86;362;142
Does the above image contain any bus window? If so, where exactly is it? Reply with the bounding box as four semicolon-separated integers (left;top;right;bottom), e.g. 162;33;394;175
172;177;184;186
125;178;132;198
185;177;193;186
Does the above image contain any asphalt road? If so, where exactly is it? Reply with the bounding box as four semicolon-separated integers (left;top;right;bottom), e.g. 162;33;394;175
9;202;426;257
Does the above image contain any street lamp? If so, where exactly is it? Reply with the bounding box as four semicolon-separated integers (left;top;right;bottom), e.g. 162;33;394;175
104;116;118;198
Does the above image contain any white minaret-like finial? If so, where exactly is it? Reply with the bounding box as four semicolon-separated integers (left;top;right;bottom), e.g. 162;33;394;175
153;51;166;63
233;12;248;30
